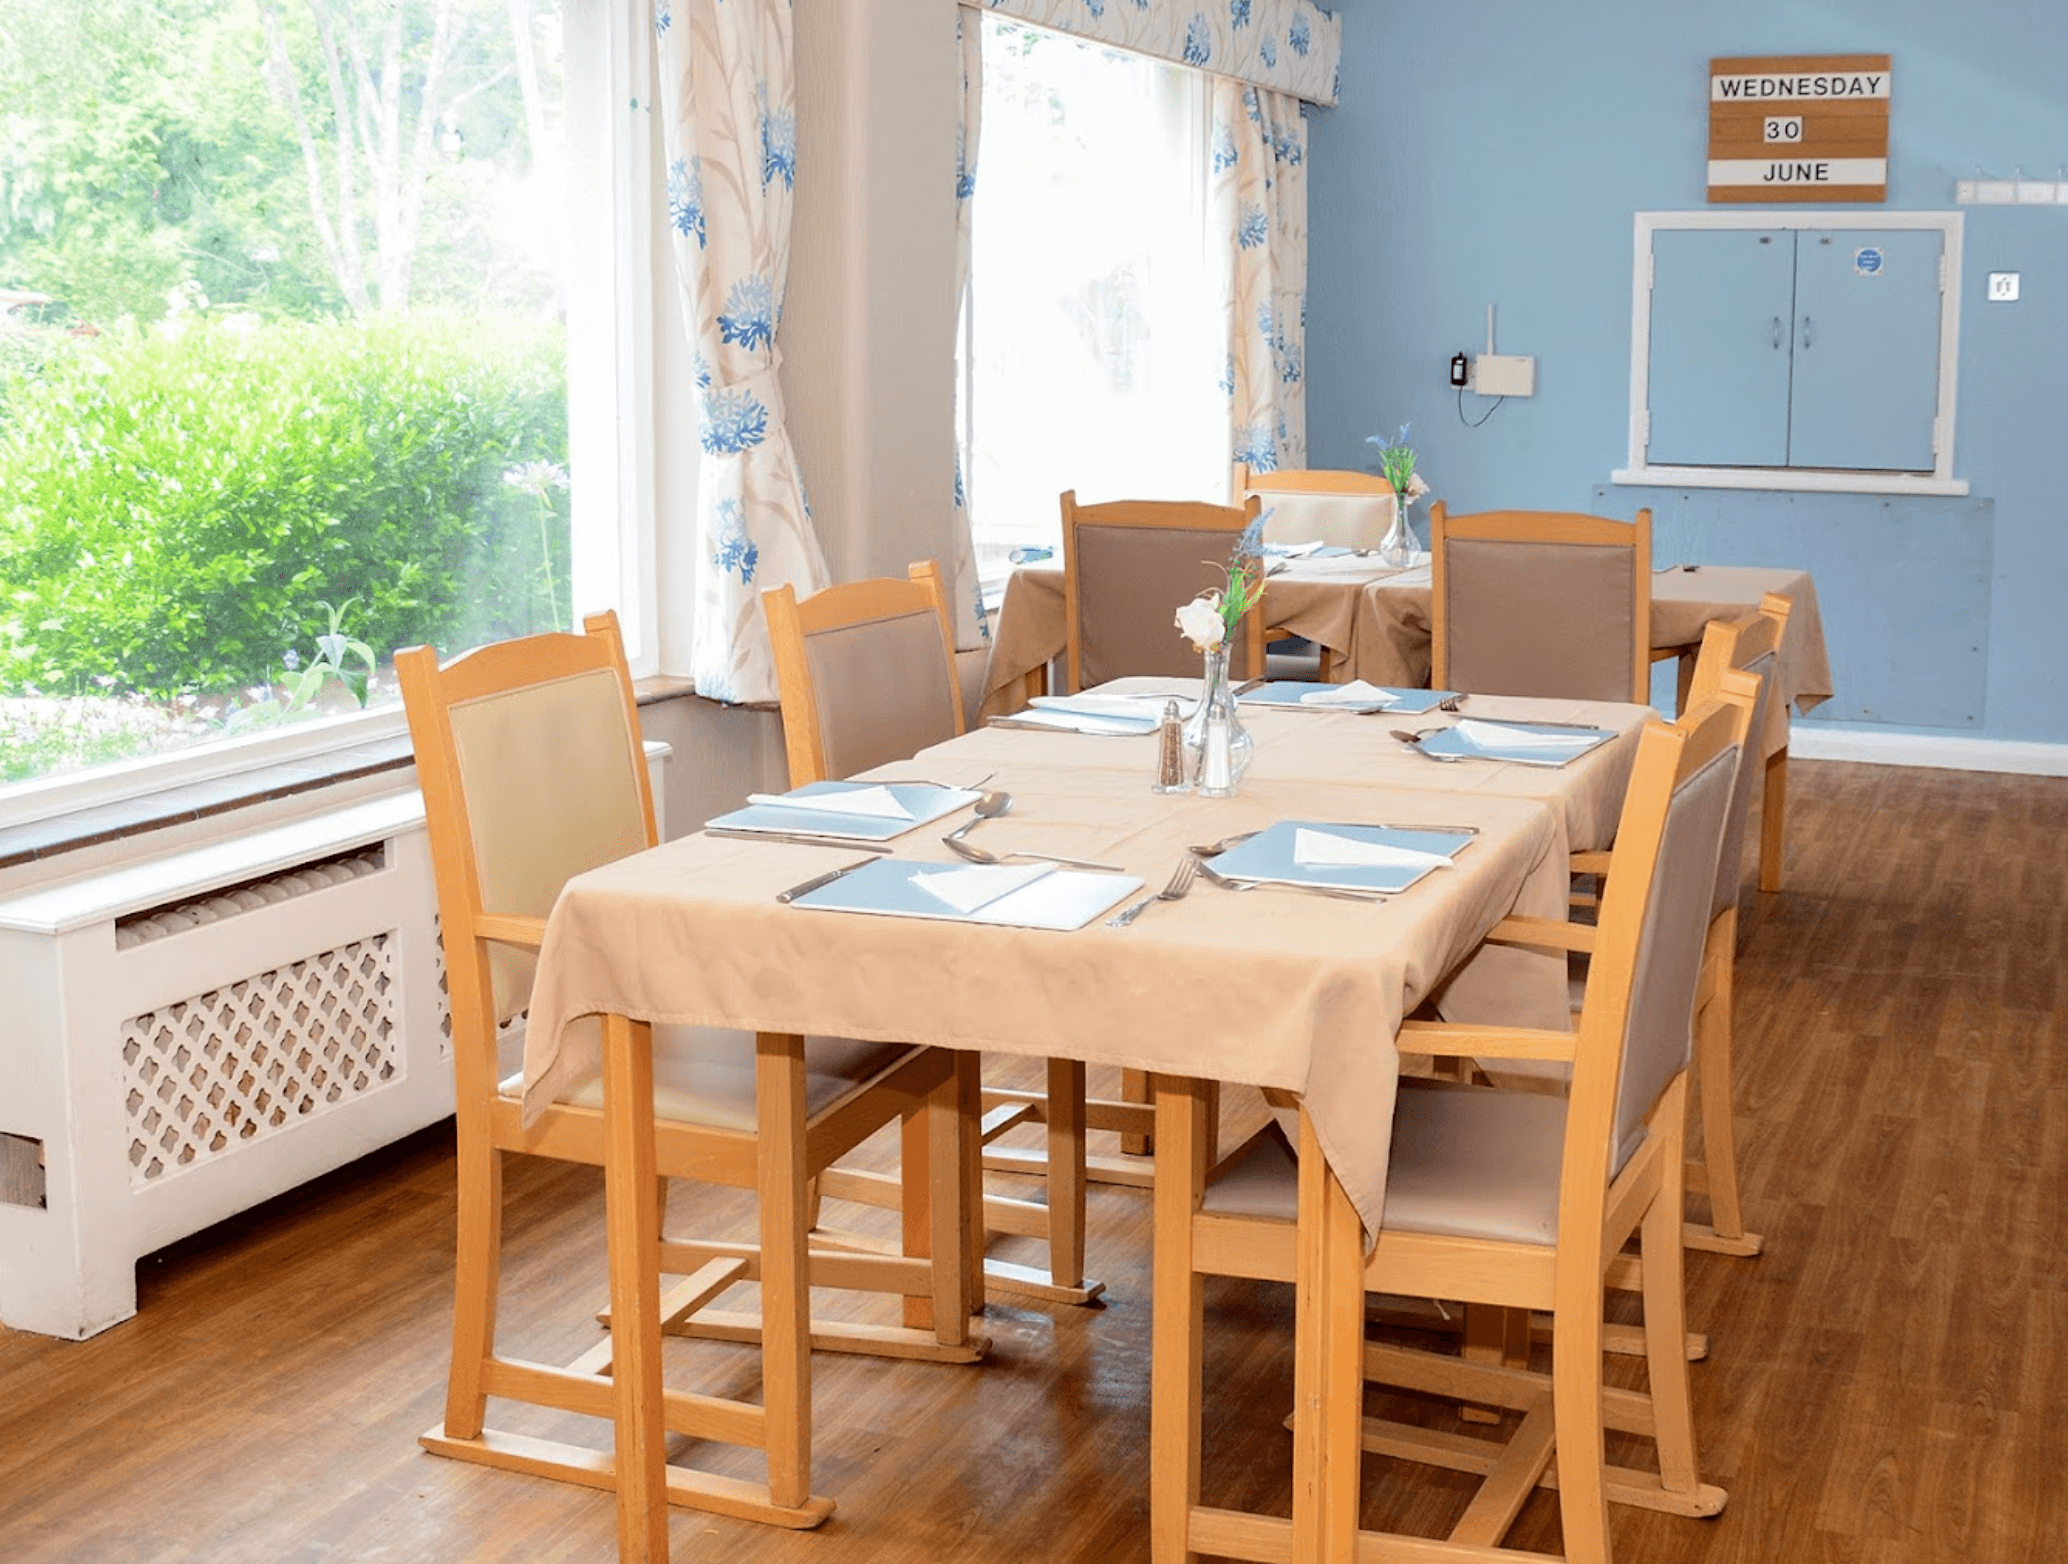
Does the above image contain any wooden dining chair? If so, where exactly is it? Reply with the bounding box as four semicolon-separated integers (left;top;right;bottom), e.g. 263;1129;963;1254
1149;696;1744;1563
1235;464;1403;681
1577;593;1791;1259
1058;490;1266;692
1430;503;1653;703
762;562;1121;1307
399;611;983;1532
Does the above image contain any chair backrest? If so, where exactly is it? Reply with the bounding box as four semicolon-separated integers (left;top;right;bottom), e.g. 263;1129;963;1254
1686;592;1792;919
1059;490;1266;691
1235;464;1399;552
1565;695;1747;1193
1430;504;1652;702
398;614;656;1093
763;560;965;785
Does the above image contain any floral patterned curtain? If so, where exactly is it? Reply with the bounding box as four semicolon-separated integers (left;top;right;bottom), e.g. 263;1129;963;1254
948;10;991;650
1215;81;1309;478
973;0;1341;106
653;0;827;703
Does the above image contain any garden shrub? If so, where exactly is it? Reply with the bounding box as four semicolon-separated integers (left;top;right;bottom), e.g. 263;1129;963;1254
0;311;567;700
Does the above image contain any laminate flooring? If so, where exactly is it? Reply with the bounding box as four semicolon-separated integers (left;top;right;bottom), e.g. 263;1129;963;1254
2;760;2062;1562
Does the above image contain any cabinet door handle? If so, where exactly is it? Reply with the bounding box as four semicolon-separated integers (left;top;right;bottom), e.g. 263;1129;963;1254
1770;315;1784;349
1800;315;1815;350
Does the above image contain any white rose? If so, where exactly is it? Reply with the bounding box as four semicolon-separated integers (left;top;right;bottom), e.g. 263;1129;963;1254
1174;594;1226;651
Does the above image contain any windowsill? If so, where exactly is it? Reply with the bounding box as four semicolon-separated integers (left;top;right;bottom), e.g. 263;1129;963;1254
0;673;764;871
1612;464;1970;497
0;736;418;872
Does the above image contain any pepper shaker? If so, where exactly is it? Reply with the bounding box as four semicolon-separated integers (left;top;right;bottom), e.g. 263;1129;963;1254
1152;698;1188;793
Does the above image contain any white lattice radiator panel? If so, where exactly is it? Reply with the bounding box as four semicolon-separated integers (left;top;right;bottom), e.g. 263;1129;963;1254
123;933;402;1187
0;794;453;1339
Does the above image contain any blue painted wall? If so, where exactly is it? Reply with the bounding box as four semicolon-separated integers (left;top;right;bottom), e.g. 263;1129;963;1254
1305;0;2068;744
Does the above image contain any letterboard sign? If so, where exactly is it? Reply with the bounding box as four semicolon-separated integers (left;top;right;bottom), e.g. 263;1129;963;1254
1708;53;1890;203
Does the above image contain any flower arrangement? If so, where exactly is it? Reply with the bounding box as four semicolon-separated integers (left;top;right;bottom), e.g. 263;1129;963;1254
1174;516;1268;652
1364;421;1431;509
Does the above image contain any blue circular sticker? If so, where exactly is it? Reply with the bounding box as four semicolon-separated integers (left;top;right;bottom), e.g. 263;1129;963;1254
1854;246;1885;275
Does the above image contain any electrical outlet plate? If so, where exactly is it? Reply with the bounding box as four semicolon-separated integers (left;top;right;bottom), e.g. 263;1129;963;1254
1472;353;1535;398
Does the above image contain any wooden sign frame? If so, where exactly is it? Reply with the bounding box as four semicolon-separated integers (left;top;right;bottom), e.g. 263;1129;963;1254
1708;53;1890;203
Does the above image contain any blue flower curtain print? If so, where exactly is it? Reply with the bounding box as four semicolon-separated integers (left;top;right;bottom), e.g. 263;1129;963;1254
655;0;827;705
978;0;1341;108
1214;79;1309;479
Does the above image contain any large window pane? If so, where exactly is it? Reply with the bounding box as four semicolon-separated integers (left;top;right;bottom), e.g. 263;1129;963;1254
964;19;1224;584
0;0;578;786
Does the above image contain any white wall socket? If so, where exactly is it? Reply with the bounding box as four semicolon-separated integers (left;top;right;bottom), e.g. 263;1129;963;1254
1472;353;1536;398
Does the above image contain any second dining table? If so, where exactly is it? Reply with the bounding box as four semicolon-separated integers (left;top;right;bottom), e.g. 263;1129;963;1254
517;688;1656;1561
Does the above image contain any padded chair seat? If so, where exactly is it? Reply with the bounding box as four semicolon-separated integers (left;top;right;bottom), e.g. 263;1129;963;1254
500;1024;920;1130
1201;1086;1569;1247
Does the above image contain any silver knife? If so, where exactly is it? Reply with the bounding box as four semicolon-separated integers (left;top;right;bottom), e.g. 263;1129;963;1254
708;827;892;852
775;857;882;904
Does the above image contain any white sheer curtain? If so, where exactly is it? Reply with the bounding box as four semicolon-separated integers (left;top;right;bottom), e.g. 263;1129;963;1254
1215;81;1310;479
958;16;1225;577
653;0;827;703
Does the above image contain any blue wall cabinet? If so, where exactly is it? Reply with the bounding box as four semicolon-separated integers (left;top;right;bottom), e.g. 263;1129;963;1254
1647;224;1944;472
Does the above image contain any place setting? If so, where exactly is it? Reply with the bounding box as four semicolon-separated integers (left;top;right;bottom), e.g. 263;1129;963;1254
1387;715;1617;768
1238;679;1462;716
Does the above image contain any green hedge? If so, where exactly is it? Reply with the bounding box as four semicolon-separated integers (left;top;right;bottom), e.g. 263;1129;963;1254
0;312;567;700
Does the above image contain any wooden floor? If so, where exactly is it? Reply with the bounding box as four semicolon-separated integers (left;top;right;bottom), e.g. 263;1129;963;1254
3;760;2064;1563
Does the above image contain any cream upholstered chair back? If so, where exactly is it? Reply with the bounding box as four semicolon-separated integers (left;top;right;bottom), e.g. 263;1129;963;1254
1236;464;1399;552
403;613;654;1026
763;560;963;786
1430;504;1652;703
1059;490;1266;691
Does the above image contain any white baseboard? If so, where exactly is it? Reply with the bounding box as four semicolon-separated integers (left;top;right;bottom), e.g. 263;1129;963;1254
1790;727;2068;777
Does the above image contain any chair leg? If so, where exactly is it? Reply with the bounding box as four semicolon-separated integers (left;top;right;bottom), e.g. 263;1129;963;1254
1548;1284;1612;1564
439;1116;503;1443
1758;746;1787;892
1120;1067;1153;1156
1687;918;1763;1257
756;1032;814;1514
1149;1076;1210;1564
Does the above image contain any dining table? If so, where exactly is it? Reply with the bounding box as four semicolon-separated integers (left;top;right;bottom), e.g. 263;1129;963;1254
979;556;1832;889
517;687;1657;1561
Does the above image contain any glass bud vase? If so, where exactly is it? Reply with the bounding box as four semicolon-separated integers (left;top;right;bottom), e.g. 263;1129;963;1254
1378;490;1418;567
1183;644;1253;798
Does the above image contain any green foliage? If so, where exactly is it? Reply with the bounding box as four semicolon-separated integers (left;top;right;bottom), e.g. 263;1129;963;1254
0;312;568;700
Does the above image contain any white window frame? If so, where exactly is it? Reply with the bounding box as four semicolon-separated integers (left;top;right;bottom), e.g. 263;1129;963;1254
0;0;666;833
1613;208;1967;497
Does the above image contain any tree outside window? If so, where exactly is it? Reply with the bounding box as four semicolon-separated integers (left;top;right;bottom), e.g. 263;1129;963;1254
0;0;576;785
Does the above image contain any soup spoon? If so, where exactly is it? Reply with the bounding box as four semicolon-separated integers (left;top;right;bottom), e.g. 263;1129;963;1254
943;790;1012;844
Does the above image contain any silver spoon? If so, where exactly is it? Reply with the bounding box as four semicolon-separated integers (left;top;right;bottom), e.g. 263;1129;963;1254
943;790;1011;845
943;835;1123;871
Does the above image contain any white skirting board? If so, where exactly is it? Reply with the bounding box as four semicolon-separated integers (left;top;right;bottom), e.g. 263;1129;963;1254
1790;726;2068;777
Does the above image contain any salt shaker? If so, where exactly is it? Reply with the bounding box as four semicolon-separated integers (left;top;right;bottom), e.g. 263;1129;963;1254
1152;698;1188;793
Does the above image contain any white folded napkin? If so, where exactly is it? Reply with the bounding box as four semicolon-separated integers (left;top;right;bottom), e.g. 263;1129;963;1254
1452;719;1596;752
910;860;1056;914
1292;828;1454;871
1030;693;1194;720
745;784;913;819
1297;679;1397;708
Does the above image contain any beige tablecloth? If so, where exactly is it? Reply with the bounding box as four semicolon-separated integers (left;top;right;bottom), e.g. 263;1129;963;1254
521;739;1568;1237
980;562;1834;749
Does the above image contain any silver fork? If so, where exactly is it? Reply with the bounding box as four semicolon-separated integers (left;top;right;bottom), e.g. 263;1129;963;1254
1106;856;1199;927
1436;694;1466;712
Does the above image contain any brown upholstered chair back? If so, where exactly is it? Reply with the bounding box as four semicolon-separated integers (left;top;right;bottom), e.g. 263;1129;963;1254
1431;505;1652;702
1060;491;1265;691
764;560;964;785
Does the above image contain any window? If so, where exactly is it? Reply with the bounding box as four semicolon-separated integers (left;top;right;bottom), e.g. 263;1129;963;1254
0;0;652;810
961;18;1225;585
1615;210;1966;496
